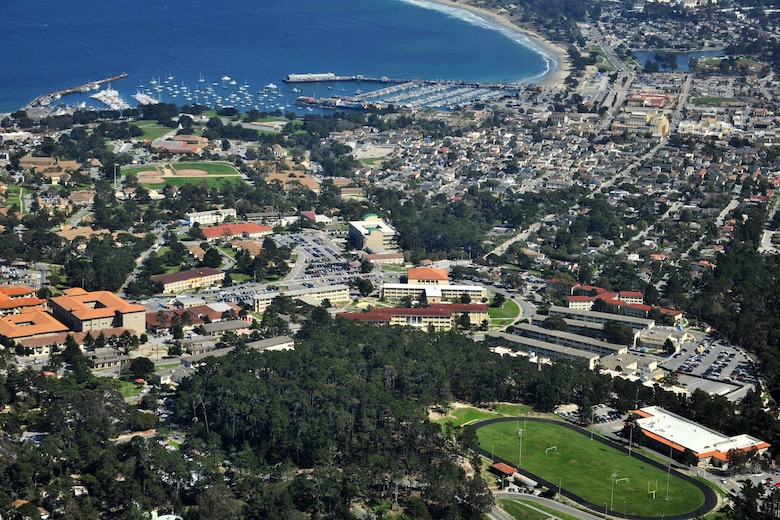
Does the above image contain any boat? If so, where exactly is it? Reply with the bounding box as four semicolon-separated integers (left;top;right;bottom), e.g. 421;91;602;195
198;73;205;83
265;82;278;90
292;87;302;93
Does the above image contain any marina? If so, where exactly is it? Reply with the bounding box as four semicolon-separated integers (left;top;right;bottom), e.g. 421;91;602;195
23;69;525;118
24;73;128;111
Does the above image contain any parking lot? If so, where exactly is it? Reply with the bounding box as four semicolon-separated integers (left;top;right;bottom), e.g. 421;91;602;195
661;338;758;387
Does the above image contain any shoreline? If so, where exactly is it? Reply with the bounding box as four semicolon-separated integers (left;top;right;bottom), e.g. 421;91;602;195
414;0;570;88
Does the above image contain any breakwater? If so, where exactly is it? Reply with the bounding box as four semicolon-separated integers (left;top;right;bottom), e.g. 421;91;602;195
25;73;128;111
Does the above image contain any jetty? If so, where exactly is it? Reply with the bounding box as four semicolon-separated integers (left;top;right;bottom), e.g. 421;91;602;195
24;73;129;111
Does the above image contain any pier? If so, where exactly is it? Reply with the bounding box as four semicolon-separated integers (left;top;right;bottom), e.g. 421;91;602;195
24;73;129;112
284;72;516;89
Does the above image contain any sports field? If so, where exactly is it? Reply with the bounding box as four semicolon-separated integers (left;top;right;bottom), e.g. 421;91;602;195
476;419;708;517
122;161;243;189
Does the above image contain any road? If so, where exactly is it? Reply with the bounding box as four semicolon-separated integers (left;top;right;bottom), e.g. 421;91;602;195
490;492;605;520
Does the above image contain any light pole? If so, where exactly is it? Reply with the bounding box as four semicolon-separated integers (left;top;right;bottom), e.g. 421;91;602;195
604;502;608;519
623;501;627;518
610;472;617;510
558;477;562;496
518;428;524;467
666;443;673;501
491;443;494;461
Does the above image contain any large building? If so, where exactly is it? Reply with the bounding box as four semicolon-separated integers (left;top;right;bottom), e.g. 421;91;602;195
407;267;449;285
0;308;69;347
151;267;225;294
348;214;398;252
338;303;489;332
185;208;237;226
381;283;487;304
253;284;351;313
633;406;770;468
486;331;602;370
0;286;46;316
201;222;273;242
548;305;655;331
50;288;146;333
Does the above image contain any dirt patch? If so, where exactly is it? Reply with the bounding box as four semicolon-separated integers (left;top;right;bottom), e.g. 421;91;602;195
136;170;161;177
428;401;471;422
140;176;164;184
172;168;208;176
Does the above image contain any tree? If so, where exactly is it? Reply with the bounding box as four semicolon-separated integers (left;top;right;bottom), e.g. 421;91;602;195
491;293;506;308
203;248;222;268
542;316;569;332
603;321;635;346
128;357;155;380
355;278;374;297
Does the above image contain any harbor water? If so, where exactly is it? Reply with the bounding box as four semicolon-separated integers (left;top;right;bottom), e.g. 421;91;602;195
0;0;553;113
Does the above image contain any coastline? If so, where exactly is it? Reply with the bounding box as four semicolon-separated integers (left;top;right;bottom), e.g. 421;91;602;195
413;0;570;88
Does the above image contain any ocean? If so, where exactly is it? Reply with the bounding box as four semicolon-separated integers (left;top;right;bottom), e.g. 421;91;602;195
0;0;553;113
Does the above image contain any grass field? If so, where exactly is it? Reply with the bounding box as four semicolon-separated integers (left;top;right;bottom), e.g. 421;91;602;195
488;298;520;320
116;379;145;398
691;96;739;105
437;407;502;427
477;420;706;517
4;186;25;213
142;176;244;190
498;499;580;520
133;120;173;141
172;161;238;175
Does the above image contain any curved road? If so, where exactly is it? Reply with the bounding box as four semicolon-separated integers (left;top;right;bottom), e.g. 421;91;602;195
474;417;718;520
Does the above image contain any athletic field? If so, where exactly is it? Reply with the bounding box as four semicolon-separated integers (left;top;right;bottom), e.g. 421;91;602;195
476;418;711;517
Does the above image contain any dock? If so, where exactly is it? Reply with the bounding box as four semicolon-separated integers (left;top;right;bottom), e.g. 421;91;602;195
24;73;129;111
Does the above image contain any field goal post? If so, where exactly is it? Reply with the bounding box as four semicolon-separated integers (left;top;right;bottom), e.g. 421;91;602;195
648;479;658;499
546;445;558;455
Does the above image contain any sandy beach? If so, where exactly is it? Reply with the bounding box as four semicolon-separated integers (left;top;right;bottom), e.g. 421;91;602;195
420;0;571;88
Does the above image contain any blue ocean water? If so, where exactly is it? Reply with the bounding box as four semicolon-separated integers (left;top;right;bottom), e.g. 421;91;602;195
0;0;553;113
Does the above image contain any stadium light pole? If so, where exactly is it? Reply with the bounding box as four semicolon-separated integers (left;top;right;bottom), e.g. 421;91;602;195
610;472;617;510
666;443;673;501
558;477;562;496
517;427;524;467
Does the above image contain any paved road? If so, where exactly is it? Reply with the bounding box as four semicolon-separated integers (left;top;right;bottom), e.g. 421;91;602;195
492;493;604;520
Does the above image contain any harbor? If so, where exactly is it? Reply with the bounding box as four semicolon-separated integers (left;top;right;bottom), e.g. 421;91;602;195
24;73;128;113
21;70;524;119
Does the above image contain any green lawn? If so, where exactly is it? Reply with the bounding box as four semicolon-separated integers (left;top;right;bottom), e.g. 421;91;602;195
4;186;25;213
494;404;532;416
691;96;739;105
141;176;244;190
133;120;174;141
116;379;145;398
477;420;706;517
171;161;239;175
122;165;161;176
488;298;520;320
436;407;502;428
498;499;580;520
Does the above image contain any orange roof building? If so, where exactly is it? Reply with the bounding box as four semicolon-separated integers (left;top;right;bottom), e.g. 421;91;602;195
201;222;273;242
0;308;69;346
49;288;146;334
0;285;46;315
633;406;770;468
407;267;449;285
